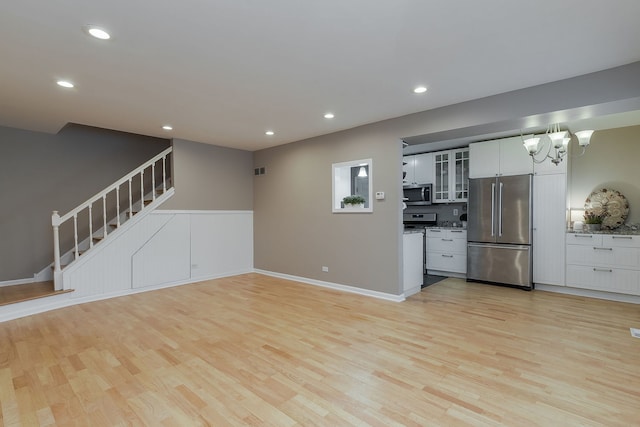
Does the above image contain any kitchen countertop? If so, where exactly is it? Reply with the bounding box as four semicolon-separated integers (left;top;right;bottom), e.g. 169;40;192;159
403;228;425;234
425;226;467;231
567;225;640;236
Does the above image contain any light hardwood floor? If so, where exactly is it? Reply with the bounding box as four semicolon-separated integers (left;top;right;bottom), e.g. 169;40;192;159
1;273;639;426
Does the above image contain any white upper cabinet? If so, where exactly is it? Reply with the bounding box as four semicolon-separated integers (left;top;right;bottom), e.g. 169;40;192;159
469;136;533;178
433;148;469;203
403;152;434;186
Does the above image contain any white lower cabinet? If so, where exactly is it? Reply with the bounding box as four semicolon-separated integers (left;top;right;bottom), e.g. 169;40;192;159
426;229;466;275
566;233;640;296
403;232;424;297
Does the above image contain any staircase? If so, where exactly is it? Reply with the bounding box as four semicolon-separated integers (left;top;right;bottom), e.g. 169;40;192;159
51;147;174;291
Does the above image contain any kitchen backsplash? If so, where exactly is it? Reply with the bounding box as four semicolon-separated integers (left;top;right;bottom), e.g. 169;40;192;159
404;202;467;226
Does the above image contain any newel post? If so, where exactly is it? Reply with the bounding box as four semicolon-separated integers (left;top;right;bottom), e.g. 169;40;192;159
52;211;62;289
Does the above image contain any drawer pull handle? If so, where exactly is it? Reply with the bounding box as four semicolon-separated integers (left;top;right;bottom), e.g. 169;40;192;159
429;230;442;233
441;254;454;258
574;234;592;238
441;238;454;242
451;230;463;233
612;236;633;239
592;247;613;251
593;268;613;272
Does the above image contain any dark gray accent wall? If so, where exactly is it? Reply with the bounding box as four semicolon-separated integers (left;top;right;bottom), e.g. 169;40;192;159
0;124;170;282
158;138;253;211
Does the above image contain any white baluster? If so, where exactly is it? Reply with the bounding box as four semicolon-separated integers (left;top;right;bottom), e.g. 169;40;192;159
52;211;61;273
73;214;79;259
128;178;133;220
88;204;93;248
140;170;144;212
116;186;121;226
152;163;156;201
162;156;167;193
103;195;107;239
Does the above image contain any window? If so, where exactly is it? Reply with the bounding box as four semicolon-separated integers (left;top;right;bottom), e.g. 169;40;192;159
332;159;373;213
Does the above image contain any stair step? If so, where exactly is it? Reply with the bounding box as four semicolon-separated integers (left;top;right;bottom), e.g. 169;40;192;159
0;281;74;306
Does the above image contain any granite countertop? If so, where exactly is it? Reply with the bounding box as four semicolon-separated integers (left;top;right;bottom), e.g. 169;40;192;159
403;228;425;234
567;225;640;235
425;226;467;231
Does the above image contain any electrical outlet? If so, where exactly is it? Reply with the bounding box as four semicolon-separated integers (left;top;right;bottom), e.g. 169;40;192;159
453;208;459;216
322;266;329;272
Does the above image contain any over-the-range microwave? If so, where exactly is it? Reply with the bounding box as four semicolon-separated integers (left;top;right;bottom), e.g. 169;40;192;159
403;183;432;205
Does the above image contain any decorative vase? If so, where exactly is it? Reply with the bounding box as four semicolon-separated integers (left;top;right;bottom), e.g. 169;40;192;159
585;223;601;232
344;203;364;209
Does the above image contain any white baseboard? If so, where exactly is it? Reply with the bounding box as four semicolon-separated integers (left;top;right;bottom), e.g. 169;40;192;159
254;269;405;302
536;284;640;304
0;277;35;288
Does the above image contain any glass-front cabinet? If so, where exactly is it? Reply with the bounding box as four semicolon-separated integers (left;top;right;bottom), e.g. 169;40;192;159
434;148;469;203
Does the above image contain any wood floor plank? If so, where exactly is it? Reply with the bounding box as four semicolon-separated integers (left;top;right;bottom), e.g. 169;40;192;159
1;273;639;425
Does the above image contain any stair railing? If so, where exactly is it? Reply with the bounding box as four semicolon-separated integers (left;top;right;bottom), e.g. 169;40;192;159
52;147;173;278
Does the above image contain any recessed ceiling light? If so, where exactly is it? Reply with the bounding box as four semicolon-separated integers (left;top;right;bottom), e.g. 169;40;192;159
324;113;335;119
84;25;111;40
162;125;173;131
413;86;427;94
265;131;275;136
57;80;74;88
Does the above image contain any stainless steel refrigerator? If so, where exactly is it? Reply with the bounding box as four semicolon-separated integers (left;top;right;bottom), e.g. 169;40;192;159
467;174;533;289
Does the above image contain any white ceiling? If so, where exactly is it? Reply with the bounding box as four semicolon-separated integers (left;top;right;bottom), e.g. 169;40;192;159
1;0;640;151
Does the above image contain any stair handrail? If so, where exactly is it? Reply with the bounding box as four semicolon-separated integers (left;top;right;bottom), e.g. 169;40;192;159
52;146;173;280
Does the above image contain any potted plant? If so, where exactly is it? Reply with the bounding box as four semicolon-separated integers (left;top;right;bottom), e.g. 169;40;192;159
584;210;607;231
342;195;366;209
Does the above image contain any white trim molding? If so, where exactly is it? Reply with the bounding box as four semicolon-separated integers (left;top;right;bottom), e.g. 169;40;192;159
254;269;405;302
536;283;640;304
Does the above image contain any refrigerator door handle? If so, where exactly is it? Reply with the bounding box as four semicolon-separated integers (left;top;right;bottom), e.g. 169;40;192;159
491;182;496;237
498;181;503;237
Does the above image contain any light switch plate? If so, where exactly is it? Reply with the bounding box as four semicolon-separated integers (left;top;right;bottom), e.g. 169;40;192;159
375;191;385;200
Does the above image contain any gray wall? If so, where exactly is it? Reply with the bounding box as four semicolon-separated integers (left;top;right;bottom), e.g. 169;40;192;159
159;138;253;210
569;125;640;224
253;62;640;296
0;124;170;282
253;128;403;294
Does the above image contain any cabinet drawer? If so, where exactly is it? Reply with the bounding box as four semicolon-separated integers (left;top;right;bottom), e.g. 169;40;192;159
427;253;466;274
566;233;602;246
566;265;640;295
603;235;640;248
566;245;639;268
427;236;466;254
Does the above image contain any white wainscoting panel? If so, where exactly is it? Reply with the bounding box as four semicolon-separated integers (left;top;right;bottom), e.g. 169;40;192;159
62;211;253;300
189;211;254;280
132;214;191;288
64;214;173;298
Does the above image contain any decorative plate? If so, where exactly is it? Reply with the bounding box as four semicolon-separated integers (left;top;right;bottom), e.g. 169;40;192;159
584;188;629;230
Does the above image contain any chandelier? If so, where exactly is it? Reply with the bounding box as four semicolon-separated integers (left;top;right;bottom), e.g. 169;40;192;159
522;124;594;165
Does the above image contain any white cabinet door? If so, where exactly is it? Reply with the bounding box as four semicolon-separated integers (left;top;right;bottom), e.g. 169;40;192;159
470;137;532;178
469;140;499;178
533;173;566;286
499;136;533;176
414;152;434;184
403;155;416;186
433;148;469;203
403;232;424;296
